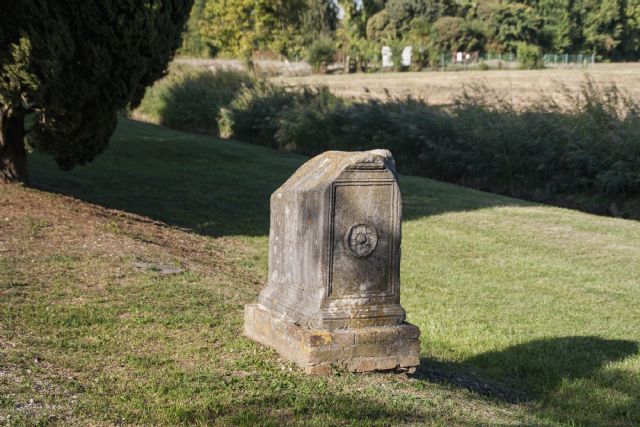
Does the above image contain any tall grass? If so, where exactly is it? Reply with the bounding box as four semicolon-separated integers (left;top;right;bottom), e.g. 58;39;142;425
136;68;640;218
450;81;640;211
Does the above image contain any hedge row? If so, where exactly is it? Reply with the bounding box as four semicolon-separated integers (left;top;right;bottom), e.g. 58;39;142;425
137;70;640;218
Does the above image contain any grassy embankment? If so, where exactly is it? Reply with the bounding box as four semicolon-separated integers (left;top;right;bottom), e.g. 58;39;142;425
135;66;640;220
1;118;639;425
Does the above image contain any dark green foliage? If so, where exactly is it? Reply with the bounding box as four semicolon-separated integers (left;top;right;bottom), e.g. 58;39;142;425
220;83;341;152
326;99;458;176
0;0;192;182
136;67;251;134
305;37;337;72
361;0;388;18
179;0;216;57
180;0;640;65
516;42;544;68
579;0;624;57
386;0;457;34
275;87;345;154
218;77;640;218
301;0;339;41
366;10;394;43
533;0;575;52
490;3;544;52
622;0;640;56
521;0;636;59
450;81;640;205
430;16;487;56
218;81;294;148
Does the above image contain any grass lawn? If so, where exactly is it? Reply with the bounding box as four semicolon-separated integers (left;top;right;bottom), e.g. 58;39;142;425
1;118;639;426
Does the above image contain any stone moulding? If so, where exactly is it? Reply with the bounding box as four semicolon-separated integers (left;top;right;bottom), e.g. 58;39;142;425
244;303;420;374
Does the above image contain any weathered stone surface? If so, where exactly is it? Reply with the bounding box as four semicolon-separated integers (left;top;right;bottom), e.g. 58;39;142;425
258;149;404;329
245;304;420;373
244;149;420;373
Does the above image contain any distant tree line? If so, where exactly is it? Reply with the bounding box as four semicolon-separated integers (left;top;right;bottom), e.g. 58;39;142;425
180;0;640;68
179;0;338;61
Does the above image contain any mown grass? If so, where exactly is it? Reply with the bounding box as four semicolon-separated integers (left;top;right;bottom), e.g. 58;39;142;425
1;118;639;425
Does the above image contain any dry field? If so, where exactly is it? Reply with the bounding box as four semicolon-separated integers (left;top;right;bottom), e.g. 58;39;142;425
271;63;640;106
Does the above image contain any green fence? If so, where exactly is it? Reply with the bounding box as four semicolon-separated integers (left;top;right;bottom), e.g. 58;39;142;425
542;53;596;66
437;52;596;69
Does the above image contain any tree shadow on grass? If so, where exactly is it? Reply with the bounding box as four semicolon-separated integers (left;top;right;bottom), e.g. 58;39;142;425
28;119;527;238
414;336;640;424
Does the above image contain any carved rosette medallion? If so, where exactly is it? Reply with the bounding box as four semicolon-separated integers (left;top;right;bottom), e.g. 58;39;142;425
345;224;378;258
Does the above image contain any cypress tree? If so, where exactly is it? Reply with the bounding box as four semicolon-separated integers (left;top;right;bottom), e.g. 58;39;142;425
0;0;193;183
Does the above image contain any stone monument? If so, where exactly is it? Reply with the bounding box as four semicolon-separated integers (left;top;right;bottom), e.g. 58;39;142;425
381;46;393;68
244;149;420;374
401;46;413;67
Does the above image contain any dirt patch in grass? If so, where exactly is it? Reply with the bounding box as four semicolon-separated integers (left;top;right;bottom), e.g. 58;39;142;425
0;184;265;424
0;184;262;289
1;183;544;426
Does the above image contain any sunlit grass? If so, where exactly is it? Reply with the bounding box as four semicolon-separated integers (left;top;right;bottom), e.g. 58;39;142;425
0;118;638;425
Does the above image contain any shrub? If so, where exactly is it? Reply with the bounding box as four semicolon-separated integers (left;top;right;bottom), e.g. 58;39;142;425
450;80;640;212
136;71;640;219
366;10;393;43
517;43;544;69
275;87;345;154
136;67;252;134
218;81;296;148
331;99;458;177
429;17;486;59
306;37;336;73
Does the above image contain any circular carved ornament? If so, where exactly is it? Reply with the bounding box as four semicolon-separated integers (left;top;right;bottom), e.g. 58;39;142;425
345;224;378;258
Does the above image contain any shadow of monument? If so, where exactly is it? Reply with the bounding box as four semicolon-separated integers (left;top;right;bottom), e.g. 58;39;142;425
414;336;639;420
28;119;525;237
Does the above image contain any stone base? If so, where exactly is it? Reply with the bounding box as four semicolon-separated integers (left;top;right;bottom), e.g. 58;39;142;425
244;303;420;374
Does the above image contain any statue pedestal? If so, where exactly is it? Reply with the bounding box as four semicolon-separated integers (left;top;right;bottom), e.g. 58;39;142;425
245;304;420;374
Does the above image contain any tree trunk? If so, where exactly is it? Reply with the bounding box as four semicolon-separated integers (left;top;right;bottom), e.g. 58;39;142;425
0;107;28;184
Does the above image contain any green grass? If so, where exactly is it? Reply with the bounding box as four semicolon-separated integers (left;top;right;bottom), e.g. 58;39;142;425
1;118;639;425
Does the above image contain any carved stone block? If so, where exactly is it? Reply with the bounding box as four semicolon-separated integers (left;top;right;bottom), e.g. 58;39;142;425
244;150;420;373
